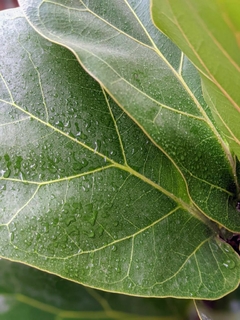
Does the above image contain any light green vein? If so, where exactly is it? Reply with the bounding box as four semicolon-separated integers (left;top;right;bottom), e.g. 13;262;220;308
15;35;49;123
209;242;226;287
0;116;30;127
178;51;184;75
152;237;212;287
126;237;134;277
0;165;116;185
43;0;87;12
106;229;214;288
101;86;127;165
6;185;40;226
14;206;181;260
1;99;113;162
0;72;14;102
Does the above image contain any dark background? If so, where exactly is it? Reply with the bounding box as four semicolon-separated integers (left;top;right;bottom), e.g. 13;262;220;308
0;0;18;10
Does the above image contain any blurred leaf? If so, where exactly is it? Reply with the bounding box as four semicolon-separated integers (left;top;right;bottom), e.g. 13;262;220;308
0;259;191;320
151;0;240;159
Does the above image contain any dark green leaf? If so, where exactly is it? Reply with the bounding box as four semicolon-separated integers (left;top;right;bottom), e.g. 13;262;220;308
18;0;240;231
0;6;239;299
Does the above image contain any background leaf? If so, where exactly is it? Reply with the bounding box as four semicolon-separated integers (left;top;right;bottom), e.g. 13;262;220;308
0;5;239;298
195;287;240;320
0;259;192;320
151;0;240;159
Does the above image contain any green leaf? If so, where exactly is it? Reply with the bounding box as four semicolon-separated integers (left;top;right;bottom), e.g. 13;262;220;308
18;0;240;231
151;0;240;159
0;6;239;299
0;259;192;320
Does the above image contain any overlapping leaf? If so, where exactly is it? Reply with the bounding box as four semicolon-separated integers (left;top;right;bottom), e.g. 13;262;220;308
0;6;239;298
19;0;240;231
0;259;192;320
151;0;240;159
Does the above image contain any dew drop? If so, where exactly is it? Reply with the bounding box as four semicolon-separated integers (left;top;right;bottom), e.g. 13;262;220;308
65;216;76;226
10;232;14;241
55;120;64;128
52;217;59;225
43;223;49;233
3;169;11;178
35;232;41;240
115;266;121;273
113;221;119;227
87;230;95;238
226;259;236;269
97;226;104;237
89;210;98;226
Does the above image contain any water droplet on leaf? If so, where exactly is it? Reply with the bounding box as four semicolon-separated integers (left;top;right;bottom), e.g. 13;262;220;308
87;230;95;238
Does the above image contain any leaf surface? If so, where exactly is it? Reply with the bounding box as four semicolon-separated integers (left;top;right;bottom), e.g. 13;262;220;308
151;0;240;159
19;0;240;231
0;7;239;299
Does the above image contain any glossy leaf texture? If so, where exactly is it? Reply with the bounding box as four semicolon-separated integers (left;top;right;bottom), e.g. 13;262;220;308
0;7;239;299
151;0;240;159
18;0;240;232
0;260;192;320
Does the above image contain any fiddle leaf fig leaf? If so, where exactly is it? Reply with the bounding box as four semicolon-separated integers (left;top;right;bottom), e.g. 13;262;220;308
18;0;240;231
151;0;240;159
0;5;239;300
